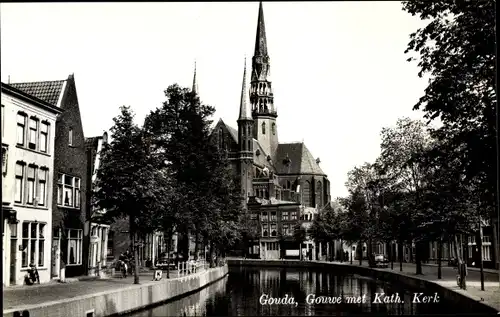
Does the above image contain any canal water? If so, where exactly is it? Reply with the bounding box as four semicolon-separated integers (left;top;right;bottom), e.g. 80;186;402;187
126;266;469;316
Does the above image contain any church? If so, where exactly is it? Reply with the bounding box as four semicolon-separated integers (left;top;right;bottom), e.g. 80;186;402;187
209;2;332;260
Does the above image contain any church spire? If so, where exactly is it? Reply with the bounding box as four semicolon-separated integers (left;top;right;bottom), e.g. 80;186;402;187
192;61;199;95
254;1;268;57
238;57;252;121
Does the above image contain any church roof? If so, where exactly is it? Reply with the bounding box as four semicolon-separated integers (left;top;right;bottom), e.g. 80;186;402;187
225;124;239;143
10;80;66;107
275;142;325;176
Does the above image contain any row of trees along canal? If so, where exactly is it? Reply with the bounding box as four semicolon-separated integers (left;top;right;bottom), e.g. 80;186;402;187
92;85;245;284
309;0;497;292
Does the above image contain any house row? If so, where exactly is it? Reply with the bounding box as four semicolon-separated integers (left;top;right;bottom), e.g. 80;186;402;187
1;76;112;286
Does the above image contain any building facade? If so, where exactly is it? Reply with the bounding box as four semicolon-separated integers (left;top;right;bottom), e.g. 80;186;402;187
210;2;331;260
10;74;89;279
2;83;61;286
85;132;111;276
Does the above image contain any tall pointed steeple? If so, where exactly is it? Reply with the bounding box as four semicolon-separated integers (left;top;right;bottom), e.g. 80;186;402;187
254;1;268;57
250;1;278;157
192;61;199;95
238;58;252;120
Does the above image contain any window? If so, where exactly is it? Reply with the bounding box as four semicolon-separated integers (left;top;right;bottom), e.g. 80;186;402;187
283;224;290;236
69;128;73;146
272;123;276;135
271;224;277;237
21;222;45;267
28;117;38;150
282;211;289;221
247;125;251;136
58;174;81;208
291;212;297;220
107;231;114;257
261;212;268;222
271;212;277;222
248;140;251;151
67;229;83;265
262;224;269;237
17;113;26;146
57;174;63;205
15;162;24;203
39;224;45;266
38;169;47;206
27;165;36;205
40;122;49;153
262;122;266;134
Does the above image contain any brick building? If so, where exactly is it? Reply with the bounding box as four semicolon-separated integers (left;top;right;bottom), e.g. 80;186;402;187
10;74;89;279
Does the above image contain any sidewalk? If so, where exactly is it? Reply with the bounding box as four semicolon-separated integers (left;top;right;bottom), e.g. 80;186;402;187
3;268;199;311
330;260;500;311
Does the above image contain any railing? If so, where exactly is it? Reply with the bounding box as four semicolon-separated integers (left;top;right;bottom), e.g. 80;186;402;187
177;260;210;277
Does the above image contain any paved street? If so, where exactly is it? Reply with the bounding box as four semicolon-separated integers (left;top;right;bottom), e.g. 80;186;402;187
3;269;196;311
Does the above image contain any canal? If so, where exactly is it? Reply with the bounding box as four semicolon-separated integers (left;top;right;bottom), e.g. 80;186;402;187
126;266;470;316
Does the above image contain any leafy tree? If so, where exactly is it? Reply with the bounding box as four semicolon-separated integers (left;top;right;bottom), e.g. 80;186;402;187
144;84;243;266
378;117;432;274
94;106;163;284
293;223;307;259
402;0;498;269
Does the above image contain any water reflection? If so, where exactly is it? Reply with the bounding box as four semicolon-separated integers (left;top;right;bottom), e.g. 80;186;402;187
126;267;467;316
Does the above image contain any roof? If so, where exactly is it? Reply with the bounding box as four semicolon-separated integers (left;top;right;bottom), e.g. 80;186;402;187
9;80;65;107
1;83;62;114
275;142;325;175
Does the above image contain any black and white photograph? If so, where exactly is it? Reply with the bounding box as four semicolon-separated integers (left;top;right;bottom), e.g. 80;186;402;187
1;1;498;316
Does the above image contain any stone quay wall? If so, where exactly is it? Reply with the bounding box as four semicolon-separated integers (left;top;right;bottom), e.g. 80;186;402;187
4;266;228;317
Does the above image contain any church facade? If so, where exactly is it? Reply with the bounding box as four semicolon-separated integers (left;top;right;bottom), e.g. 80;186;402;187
210;2;331;260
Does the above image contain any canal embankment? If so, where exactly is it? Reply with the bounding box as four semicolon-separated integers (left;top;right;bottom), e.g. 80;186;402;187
227;259;499;313
3;265;228;317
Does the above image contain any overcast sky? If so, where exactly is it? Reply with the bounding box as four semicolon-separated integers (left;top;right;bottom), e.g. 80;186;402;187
1;2;430;198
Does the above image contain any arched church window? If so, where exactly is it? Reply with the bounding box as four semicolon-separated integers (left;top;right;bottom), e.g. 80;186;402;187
316;181;322;207
262;122;266;135
303;181;311;207
272;123;276;135
247;125;251;136
248;140;251;151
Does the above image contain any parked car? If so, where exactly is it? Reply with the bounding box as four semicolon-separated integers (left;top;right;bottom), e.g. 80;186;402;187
374;254;389;268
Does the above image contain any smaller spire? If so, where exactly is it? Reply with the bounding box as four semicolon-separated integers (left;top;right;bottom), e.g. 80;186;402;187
192;61;199;95
238;57;252;120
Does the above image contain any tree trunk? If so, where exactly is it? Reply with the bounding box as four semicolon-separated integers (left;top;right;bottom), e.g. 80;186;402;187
390;241;394;270
437;238;443;279
491;217;499;270
194;230;200;261
409;240;414;263
398;238;403;272
129;216;140;284
358;241;363;266
209;241;215;268
165;229;172;279
416;241;423;275
453;234;465;289
133;239;140;284
477;225;485;291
